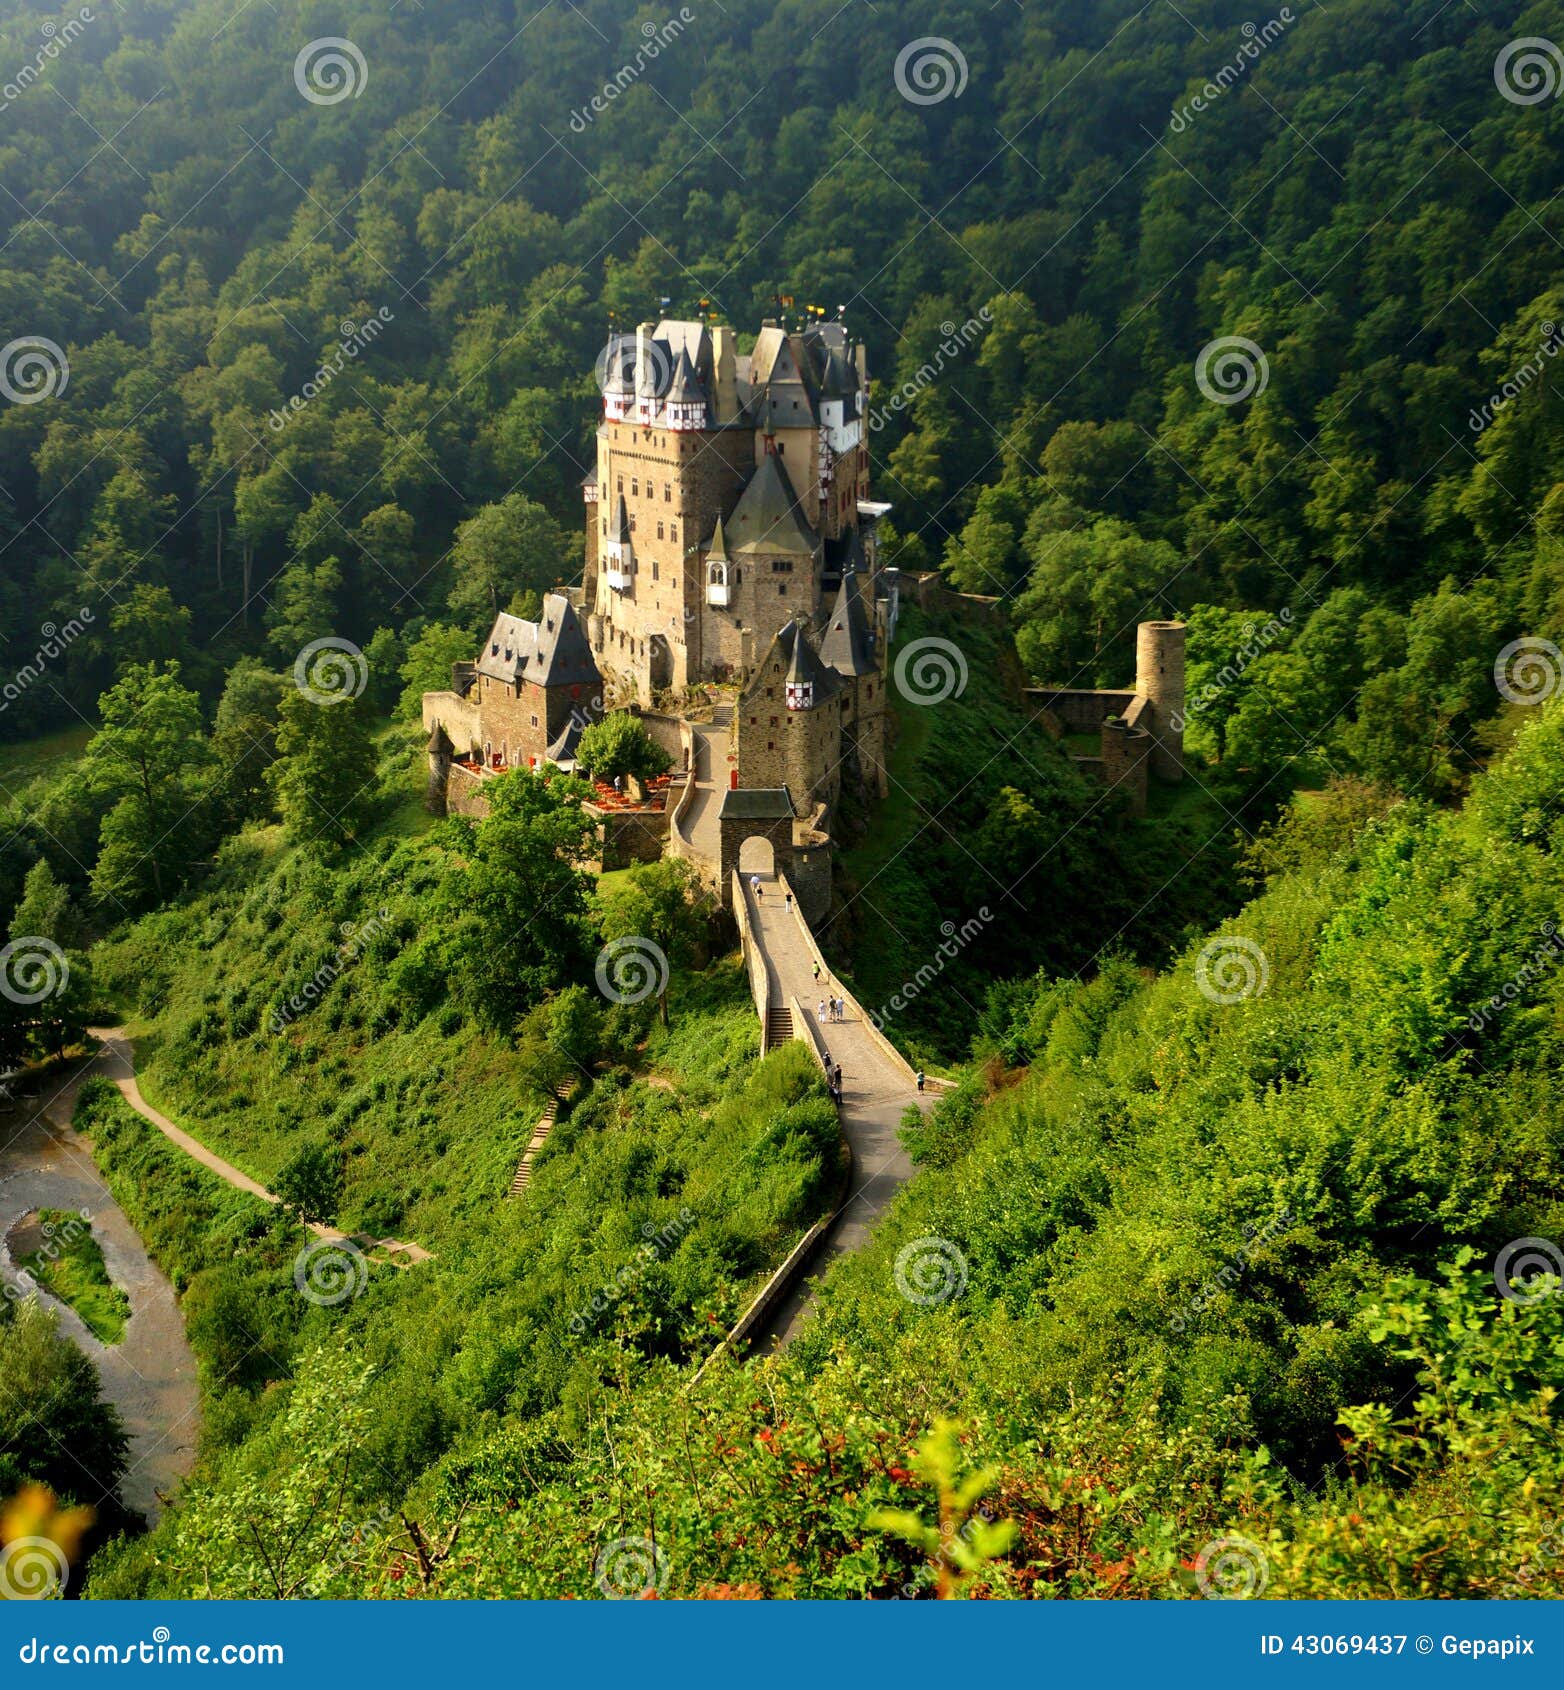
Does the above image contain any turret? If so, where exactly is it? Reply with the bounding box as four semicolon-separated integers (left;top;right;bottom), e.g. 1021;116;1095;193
1135;620;1186;781
705;514;730;607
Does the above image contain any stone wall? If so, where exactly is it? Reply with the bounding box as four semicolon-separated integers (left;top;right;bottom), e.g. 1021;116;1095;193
1029;687;1138;736
423;689;480;756
587;802;673;872
446;762;493;819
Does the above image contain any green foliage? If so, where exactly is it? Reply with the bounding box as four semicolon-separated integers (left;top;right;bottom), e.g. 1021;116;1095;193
270;689;378;853
575;714;672;784
272;1142;345;1227
0;1296;128;1512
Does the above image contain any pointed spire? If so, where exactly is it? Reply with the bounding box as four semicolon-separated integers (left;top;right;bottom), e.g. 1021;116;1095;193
706;511;729;560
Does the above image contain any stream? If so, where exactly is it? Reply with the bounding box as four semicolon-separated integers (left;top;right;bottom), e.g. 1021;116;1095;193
0;1052;198;1525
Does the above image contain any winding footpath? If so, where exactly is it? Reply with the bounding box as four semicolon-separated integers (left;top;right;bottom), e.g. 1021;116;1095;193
740;876;933;1350
91;1027;431;1265
0;1047;198;1524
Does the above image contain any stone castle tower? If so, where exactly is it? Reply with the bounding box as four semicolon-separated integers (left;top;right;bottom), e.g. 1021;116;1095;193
582;316;881;706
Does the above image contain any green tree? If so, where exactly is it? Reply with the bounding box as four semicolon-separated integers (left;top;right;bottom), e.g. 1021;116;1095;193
448;495;569;626
575;713;672;784
596;857;709;1025
269;689;378;853
85;664;213;908
273;1141;345;1227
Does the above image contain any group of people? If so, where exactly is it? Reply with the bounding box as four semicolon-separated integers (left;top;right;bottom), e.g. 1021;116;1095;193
821;1056;845;1107
816;996;846;1024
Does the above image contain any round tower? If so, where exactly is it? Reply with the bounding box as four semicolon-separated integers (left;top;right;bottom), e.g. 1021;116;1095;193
1135;620;1186;782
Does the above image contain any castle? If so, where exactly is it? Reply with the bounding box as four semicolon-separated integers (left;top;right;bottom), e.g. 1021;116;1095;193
584;315;886;703
425;316;896;896
422;316;1186;901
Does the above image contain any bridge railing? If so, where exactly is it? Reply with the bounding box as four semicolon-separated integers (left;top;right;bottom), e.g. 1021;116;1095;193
732;872;774;1054
776;873;955;1095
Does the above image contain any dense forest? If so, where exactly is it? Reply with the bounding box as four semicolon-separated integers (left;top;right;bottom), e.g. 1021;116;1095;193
0;0;1562;1604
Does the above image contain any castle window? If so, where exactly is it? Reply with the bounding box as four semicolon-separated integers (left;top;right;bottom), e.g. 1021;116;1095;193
664;484;671;502
631;478;639;496
750;715;757;724
670;524;678;543
531;714;539;728
779;586;787;596
767;741;774;751
770;716;778;727
657;522;664;539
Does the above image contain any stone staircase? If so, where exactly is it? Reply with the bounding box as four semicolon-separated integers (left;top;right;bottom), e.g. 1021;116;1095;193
764;1004;794;1053
509;1085;570;1195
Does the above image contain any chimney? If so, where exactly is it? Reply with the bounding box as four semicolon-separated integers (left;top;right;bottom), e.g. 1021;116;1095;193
636;321;657;418
711;325;738;425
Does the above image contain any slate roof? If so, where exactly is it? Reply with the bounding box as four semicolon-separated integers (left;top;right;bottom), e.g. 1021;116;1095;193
476;594;599;690
720;786;796;820
819;568;877;677
725;453;817;558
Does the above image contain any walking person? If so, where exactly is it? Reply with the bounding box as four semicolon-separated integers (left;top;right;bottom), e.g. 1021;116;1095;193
833;1063;843;1095
916;1069;926;1093
818;999;827;1026
785;890;794;912
813;960;821;984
